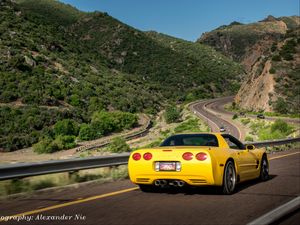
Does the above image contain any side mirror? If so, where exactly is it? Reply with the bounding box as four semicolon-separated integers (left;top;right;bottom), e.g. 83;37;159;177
246;144;255;150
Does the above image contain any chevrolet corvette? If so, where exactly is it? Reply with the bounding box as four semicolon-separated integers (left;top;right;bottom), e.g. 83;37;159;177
128;133;269;194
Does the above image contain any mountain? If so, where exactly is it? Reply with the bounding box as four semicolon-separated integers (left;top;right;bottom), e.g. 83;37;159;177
0;0;242;151
235;28;300;113
198;16;300;113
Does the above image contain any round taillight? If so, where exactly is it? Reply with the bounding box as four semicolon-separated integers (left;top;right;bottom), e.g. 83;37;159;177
196;152;207;161
132;153;141;161
143;152;152;160
182;152;193;160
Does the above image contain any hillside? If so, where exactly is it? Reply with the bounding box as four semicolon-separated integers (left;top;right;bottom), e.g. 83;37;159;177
0;0;242;151
198;16;300;114
145;31;242;94
235;28;300;113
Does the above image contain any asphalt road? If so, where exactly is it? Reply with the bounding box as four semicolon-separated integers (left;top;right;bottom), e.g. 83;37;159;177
190;98;241;139
206;96;300;125
0;149;299;225
190;96;300;141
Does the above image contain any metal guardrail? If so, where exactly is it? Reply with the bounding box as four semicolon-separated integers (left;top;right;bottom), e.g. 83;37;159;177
246;137;300;148
0;154;129;181
0;137;299;181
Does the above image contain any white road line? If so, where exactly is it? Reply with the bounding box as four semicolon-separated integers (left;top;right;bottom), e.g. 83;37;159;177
191;101;219;132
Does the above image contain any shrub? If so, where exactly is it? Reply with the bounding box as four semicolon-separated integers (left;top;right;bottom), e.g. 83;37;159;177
241;118;250;125
273;98;289;114
107;137;130;153
54;119;79;136
33;135;76;153
31;180;55;190
174;119;201;133
245;136;254;142
54;135;76;149
271;43;277;52
33;137;55;154
6;179;31;195
232;114;238;120
272;54;281;61
269;67;276;74
271;119;292;134
78;123;96;141
164;106;181;123
91;111;138;135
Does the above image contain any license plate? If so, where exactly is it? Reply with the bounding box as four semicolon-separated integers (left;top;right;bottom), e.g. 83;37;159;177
159;162;176;171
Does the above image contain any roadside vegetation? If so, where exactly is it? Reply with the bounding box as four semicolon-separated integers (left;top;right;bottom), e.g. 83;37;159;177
0;0;242;152
32;111;138;154
0;166;128;197
129;106;210;149
239;118;296;141
226;103;300;119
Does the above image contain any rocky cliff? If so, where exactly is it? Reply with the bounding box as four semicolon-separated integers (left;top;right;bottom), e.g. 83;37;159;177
198;16;300;113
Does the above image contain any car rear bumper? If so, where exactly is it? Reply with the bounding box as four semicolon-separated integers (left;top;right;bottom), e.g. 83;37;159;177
130;173;217;186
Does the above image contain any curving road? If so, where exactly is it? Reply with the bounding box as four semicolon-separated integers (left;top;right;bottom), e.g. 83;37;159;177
190;96;300;141
190;97;242;139
0;150;299;225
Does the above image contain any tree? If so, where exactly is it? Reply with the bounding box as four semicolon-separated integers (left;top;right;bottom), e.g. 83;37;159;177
271;120;291;134
54;119;79;136
78;123;96;141
274;98;289;114
164;106;181;124
107;137;130;153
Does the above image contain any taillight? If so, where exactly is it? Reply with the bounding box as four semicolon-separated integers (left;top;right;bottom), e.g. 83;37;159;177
182;152;193;160
196;152;207;161
143;152;152;160
132;153;141;161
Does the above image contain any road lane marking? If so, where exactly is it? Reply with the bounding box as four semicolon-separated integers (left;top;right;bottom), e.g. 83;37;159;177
0;187;138;221
269;151;300;160
1;151;298;221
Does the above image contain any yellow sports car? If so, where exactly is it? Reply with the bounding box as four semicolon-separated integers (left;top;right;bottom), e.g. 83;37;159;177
128;133;269;194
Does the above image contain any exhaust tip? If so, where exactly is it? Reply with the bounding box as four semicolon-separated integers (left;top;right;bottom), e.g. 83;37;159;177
177;181;185;187
154;180;161;186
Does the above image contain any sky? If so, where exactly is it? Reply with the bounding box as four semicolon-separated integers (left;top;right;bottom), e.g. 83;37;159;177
60;0;299;41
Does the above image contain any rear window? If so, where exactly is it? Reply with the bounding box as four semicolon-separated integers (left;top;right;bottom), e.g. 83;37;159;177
160;134;218;147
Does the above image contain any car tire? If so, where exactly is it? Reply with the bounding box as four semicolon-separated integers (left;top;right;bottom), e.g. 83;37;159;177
222;161;237;195
139;184;155;192
259;156;269;181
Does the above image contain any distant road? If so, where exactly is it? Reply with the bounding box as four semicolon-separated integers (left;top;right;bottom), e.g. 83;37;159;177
190;97;241;139
206;96;300;124
190;96;300;141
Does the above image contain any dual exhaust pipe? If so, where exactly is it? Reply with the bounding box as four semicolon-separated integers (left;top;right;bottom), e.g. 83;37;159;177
154;179;185;187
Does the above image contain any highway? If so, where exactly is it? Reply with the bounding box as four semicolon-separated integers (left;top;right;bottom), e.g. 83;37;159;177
0;150;299;225
190;97;242;139
190;96;300;141
202;96;300;125
0;97;299;225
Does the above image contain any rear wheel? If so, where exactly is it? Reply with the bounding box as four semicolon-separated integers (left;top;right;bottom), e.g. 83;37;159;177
222;161;236;195
260;156;269;181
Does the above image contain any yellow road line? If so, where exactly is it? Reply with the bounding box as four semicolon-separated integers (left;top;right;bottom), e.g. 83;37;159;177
269;151;300;160
1;152;299;221
0;187;138;222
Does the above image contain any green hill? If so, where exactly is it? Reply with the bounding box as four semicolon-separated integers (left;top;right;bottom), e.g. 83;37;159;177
0;0;242;151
